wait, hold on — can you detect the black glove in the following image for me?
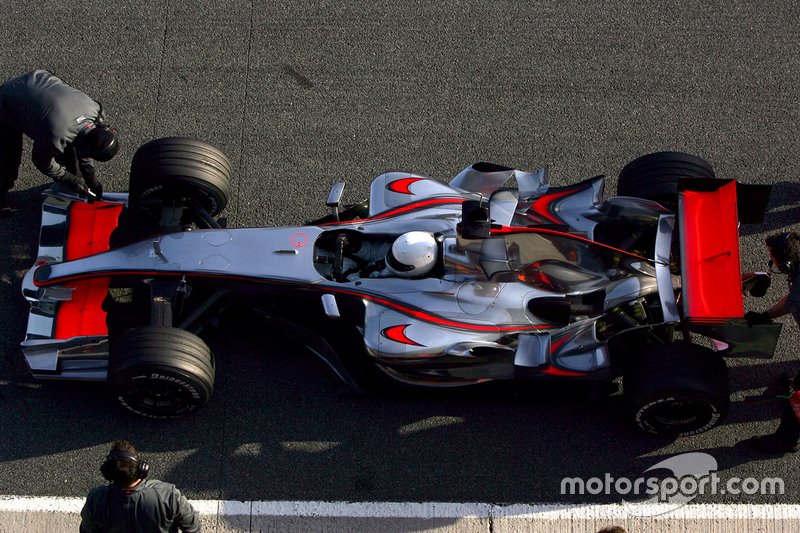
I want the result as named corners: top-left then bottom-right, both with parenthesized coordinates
top-left (86, 181), bottom-right (103, 202)
top-left (56, 172), bottom-right (90, 197)
top-left (58, 171), bottom-right (83, 189)
top-left (744, 311), bottom-right (772, 326)
top-left (84, 172), bottom-right (102, 191)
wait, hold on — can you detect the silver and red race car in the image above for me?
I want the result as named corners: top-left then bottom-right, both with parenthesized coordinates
top-left (19, 138), bottom-right (781, 436)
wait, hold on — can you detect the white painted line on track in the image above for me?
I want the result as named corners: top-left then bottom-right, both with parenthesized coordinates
top-left (2, 496), bottom-right (800, 520)
top-left (0, 496), bottom-right (83, 513)
top-left (249, 501), bottom-right (493, 518)
top-left (490, 503), bottom-right (800, 520)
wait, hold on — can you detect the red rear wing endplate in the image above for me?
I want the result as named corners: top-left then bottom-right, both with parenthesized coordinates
top-left (679, 179), bottom-right (743, 322)
top-left (54, 201), bottom-right (123, 339)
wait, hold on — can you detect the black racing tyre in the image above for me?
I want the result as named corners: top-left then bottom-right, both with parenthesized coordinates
top-left (617, 151), bottom-right (716, 210)
top-left (109, 326), bottom-right (215, 418)
top-left (129, 137), bottom-right (232, 216)
top-left (625, 342), bottom-right (729, 437)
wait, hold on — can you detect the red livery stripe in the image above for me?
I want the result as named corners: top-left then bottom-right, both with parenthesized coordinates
top-left (541, 366), bottom-right (586, 377)
top-left (387, 177), bottom-right (424, 194)
top-left (529, 188), bottom-right (576, 224)
top-left (321, 197), bottom-right (463, 226)
top-left (549, 335), bottom-right (570, 353)
top-left (381, 325), bottom-right (424, 346)
top-left (332, 288), bottom-right (553, 333)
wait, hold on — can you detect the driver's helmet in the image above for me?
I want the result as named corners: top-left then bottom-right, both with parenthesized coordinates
top-left (386, 231), bottom-right (438, 277)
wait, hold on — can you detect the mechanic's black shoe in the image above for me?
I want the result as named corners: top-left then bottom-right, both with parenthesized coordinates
top-left (749, 434), bottom-right (799, 454)
top-left (744, 375), bottom-right (794, 404)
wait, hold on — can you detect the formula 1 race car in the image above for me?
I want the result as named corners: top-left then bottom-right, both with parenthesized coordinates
top-left (20, 138), bottom-right (782, 436)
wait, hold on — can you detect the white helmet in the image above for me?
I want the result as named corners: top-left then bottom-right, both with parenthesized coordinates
top-left (386, 231), bottom-right (438, 277)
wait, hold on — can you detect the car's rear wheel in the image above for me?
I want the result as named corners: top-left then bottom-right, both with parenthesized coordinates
top-left (617, 151), bottom-right (716, 271)
top-left (625, 342), bottom-right (729, 437)
top-left (109, 326), bottom-right (215, 418)
top-left (129, 137), bottom-right (232, 217)
top-left (617, 151), bottom-right (716, 211)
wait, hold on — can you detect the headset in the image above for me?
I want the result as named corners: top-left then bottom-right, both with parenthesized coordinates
top-left (100, 450), bottom-right (150, 481)
top-left (74, 101), bottom-right (119, 162)
top-left (769, 232), bottom-right (795, 275)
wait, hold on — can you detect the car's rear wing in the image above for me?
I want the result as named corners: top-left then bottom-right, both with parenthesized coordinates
top-left (680, 179), bottom-right (743, 321)
top-left (678, 179), bottom-right (781, 357)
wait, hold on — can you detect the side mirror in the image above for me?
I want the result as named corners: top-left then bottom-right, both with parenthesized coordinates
top-left (321, 293), bottom-right (341, 319)
top-left (742, 272), bottom-right (771, 297)
top-left (326, 182), bottom-right (346, 222)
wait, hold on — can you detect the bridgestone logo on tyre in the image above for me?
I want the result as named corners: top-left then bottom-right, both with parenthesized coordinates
top-left (117, 396), bottom-right (197, 418)
top-left (636, 397), bottom-right (720, 436)
top-left (141, 184), bottom-right (164, 197)
top-left (149, 373), bottom-right (201, 399)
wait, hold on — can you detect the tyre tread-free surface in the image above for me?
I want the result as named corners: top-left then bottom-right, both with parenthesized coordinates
top-left (617, 151), bottom-right (716, 207)
top-left (109, 326), bottom-right (215, 418)
top-left (129, 137), bottom-right (233, 216)
top-left (625, 341), bottom-right (729, 437)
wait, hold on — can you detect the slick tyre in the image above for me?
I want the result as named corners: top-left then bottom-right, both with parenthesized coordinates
top-left (129, 137), bottom-right (232, 216)
top-left (625, 342), bottom-right (729, 437)
top-left (617, 151), bottom-right (716, 211)
top-left (109, 326), bottom-right (215, 418)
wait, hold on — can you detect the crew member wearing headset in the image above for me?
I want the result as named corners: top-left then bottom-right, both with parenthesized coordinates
top-left (745, 231), bottom-right (800, 454)
top-left (0, 69), bottom-right (119, 214)
top-left (80, 440), bottom-right (201, 533)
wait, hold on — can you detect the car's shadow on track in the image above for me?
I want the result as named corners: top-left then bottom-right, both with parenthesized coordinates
top-left (739, 181), bottom-right (800, 238)
top-left (1, 281), bottom-right (796, 504)
top-left (152, 320), bottom-right (796, 504)
top-left (0, 185), bottom-right (48, 379)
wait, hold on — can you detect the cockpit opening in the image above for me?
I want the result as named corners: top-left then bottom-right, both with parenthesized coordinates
top-left (314, 230), bottom-right (444, 282)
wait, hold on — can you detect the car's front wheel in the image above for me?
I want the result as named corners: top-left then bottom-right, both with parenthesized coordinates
top-left (129, 137), bottom-right (232, 217)
top-left (108, 326), bottom-right (215, 418)
top-left (625, 342), bottom-right (729, 437)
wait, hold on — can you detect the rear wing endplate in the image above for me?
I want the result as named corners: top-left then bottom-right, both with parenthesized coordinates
top-left (679, 179), bottom-right (743, 321)
top-left (678, 178), bottom-right (781, 357)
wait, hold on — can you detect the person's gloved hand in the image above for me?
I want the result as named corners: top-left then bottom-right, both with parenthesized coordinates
top-left (57, 172), bottom-right (92, 197)
top-left (86, 182), bottom-right (103, 202)
top-left (84, 176), bottom-right (103, 200)
top-left (744, 311), bottom-right (772, 325)
top-left (58, 171), bottom-right (83, 189)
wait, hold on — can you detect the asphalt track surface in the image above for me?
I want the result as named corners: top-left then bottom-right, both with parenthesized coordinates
top-left (0, 0), bottom-right (799, 511)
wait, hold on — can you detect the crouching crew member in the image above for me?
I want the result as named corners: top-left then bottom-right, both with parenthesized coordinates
top-left (0, 69), bottom-right (118, 212)
top-left (745, 231), bottom-right (800, 454)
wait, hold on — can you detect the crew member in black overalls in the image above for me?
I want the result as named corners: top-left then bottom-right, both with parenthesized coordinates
top-left (745, 231), bottom-right (800, 453)
top-left (0, 69), bottom-right (118, 214)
